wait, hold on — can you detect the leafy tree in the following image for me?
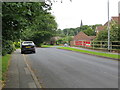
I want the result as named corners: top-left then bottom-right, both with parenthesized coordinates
top-left (110, 21), bottom-right (119, 41)
top-left (2, 2), bottom-right (57, 55)
top-left (56, 36), bottom-right (73, 45)
top-left (56, 25), bottom-right (97, 37)
top-left (94, 29), bottom-right (108, 41)
top-left (95, 21), bottom-right (119, 41)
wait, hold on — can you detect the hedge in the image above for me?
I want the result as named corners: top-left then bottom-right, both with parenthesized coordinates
top-left (2, 40), bottom-right (15, 56)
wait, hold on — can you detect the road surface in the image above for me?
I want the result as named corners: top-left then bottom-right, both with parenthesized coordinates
top-left (26, 48), bottom-right (118, 88)
top-left (5, 48), bottom-right (118, 88)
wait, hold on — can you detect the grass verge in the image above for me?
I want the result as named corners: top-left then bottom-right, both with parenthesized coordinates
top-left (2, 54), bottom-right (11, 81)
top-left (58, 47), bottom-right (119, 60)
top-left (41, 45), bottom-right (61, 48)
top-left (41, 45), bottom-right (54, 48)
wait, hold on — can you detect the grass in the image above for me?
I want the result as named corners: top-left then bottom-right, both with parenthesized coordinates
top-left (2, 54), bottom-right (11, 81)
top-left (41, 45), bottom-right (54, 48)
top-left (58, 47), bottom-right (119, 59)
top-left (41, 45), bottom-right (62, 48)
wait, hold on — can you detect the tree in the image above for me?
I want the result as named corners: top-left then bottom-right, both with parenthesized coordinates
top-left (110, 21), bottom-right (119, 41)
top-left (95, 29), bottom-right (108, 41)
top-left (2, 2), bottom-right (57, 55)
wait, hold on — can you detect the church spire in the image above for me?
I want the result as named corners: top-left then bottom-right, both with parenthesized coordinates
top-left (80, 20), bottom-right (83, 27)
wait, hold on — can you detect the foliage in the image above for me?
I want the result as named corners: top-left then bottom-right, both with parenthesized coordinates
top-left (110, 21), bottom-right (119, 41)
top-left (93, 20), bottom-right (119, 49)
top-left (14, 42), bottom-right (20, 49)
top-left (56, 36), bottom-right (73, 45)
top-left (2, 2), bottom-right (57, 55)
top-left (55, 25), bottom-right (102, 46)
top-left (2, 40), bottom-right (15, 56)
top-left (94, 29), bottom-right (108, 41)
top-left (56, 24), bottom-right (101, 37)
top-left (95, 21), bottom-right (119, 41)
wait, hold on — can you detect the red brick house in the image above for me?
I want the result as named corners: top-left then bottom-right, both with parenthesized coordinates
top-left (70, 32), bottom-right (96, 47)
top-left (70, 16), bottom-right (119, 47)
top-left (111, 16), bottom-right (119, 23)
top-left (95, 16), bottom-right (119, 34)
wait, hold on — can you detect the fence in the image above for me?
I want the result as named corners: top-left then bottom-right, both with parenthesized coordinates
top-left (91, 41), bottom-right (120, 51)
top-left (70, 41), bottom-right (120, 51)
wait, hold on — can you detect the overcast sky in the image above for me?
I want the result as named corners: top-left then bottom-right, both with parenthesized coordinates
top-left (50, 0), bottom-right (119, 29)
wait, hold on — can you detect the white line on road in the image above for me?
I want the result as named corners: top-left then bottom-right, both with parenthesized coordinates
top-left (23, 54), bottom-right (43, 88)
top-left (24, 67), bottom-right (30, 75)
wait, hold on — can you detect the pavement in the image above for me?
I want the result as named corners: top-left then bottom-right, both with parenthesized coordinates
top-left (3, 49), bottom-right (41, 89)
top-left (3, 48), bottom-right (118, 88)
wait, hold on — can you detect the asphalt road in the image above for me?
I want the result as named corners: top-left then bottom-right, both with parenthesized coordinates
top-left (24, 47), bottom-right (118, 88)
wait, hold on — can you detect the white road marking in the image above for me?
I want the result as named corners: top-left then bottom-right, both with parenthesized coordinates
top-left (23, 54), bottom-right (43, 88)
top-left (24, 67), bottom-right (30, 75)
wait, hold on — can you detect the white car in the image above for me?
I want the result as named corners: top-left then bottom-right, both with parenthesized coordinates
top-left (21, 41), bottom-right (36, 54)
top-left (64, 43), bottom-right (68, 47)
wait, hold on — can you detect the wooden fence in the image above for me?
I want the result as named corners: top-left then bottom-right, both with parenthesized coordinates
top-left (71, 41), bottom-right (120, 51)
top-left (91, 41), bottom-right (120, 51)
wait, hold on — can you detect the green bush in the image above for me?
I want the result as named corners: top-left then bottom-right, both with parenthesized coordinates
top-left (2, 40), bottom-right (15, 56)
top-left (14, 42), bottom-right (20, 48)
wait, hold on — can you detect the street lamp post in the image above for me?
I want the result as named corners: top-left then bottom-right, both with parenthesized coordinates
top-left (108, 0), bottom-right (110, 51)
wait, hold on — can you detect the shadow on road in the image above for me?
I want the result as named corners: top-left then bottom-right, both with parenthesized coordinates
top-left (22, 52), bottom-right (35, 54)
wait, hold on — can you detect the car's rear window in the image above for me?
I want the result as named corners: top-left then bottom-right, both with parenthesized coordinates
top-left (23, 42), bottom-right (33, 44)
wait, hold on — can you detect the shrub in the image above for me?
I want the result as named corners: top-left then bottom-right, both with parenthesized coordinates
top-left (2, 40), bottom-right (15, 56)
top-left (14, 42), bottom-right (20, 49)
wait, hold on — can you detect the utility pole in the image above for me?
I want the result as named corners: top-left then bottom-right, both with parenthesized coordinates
top-left (107, 0), bottom-right (110, 51)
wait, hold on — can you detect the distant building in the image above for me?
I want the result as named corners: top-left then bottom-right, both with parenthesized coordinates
top-left (95, 25), bottom-right (105, 34)
top-left (95, 16), bottom-right (119, 35)
top-left (70, 32), bottom-right (96, 47)
top-left (71, 16), bottom-right (119, 47)
top-left (45, 36), bottom-right (61, 45)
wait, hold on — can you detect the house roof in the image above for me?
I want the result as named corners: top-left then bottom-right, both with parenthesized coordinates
top-left (96, 26), bottom-right (105, 32)
top-left (97, 16), bottom-right (119, 33)
top-left (88, 36), bottom-right (96, 40)
top-left (104, 17), bottom-right (119, 26)
top-left (111, 16), bottom-right (118, 22)
top-left (74, 32), bottom-right (96, 41)
top-left (104, 21), bottom-right (109, 26)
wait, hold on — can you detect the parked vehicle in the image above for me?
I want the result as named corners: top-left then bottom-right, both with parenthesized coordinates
top-left (64, 43), bottom-right (68, 47)
top-left (21, 41), bottom-right (36, 54)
